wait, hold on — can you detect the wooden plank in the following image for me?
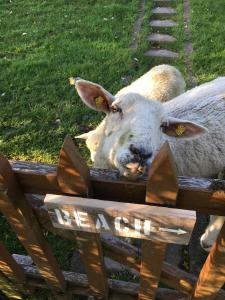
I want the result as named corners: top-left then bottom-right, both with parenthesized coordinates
top-left (25, 194), bottom-right (200, 296)
top-left (191, 221), bottom-right (225, 299)
top-left (6, 254), bottom-right (188, 299)
top-left (57, 135), bottom-right (92, 196)
top-left (139, 241), bottom-right (167, 300)
top-left (138, 143), bottom-right (179, 300)
top-left (0, 156), bottom-right (68, 299)
top-left (12, 253), bottom-right (225, 300)
top-left (10, 161), bottom-right (225, 216)
top-left (45, 194), bottom-right (196, 244)
top-left (57, 135), bottom-right (108, 299)
top-left (76, 231), bottom-right (108, 299)
top-left (25, 195), bottom-right (225, 298)
top-left (146, 142), bottom-right (179, 206)
top-left (0, 271), bottom-right (24, 299)
top-left (0, 242), bottom-right (31, 294)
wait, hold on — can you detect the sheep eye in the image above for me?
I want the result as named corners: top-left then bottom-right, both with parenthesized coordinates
top-left (111, 105), bottom-right (122, 113)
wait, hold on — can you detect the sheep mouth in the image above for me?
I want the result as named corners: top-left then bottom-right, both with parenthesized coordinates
top-left (123, 162), bottom-right (149, 180)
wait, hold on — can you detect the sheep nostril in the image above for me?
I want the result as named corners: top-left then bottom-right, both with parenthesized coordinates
top-left (129, 144), bottom-right (140, 155)
top-left (129, 144), bottom-right (152, 159)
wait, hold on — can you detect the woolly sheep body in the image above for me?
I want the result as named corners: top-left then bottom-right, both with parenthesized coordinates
top-left (117, 64), bottom-right (186, 102)
top-left (74, 69), bottom-right (225, 251)
top-left (164, 77), bottom-right (225, 177)
top-left (86, 77), bottom-right (225, 179)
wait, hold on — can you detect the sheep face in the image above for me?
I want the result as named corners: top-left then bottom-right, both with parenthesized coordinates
top-left (74, 79), bottom-right (207, 179)
top-left (90, 94), bottom-right (163, 178)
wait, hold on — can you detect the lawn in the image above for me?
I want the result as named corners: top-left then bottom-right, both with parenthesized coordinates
top-left (0, 0), bottom-right (152, 163)
top-left (0, 0), bottom-right (225, 299)
top-left (0, 0), bottom-right (152, 299)
top-left (190, 0), bottom-right (225, 83)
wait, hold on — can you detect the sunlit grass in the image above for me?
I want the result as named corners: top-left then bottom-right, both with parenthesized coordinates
top-left (190, 0), bottom-right (225, 83)
top-left (0, 0), bottom-right (151, 299)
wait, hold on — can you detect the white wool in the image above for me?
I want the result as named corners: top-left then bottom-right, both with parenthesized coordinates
top-left (76, 67), bottom-right (225, 251)
top-left (88, 77), bottom-right (225, 179)
top-left (117, 64), bottom-right (186, 102)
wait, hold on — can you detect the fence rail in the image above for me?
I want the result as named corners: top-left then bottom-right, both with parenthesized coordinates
top-left (0, 135), bottom-right (225, 299)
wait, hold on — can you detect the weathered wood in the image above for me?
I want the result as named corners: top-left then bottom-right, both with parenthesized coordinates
top-left (191, 221), bottom-right (225, 299)
top-left (76, 231), bottom-right (108, 299)
top-left (57, 135), bottom-right (92, 196)
top-left (25, 195), bottom-right (225, 298)
top-left (57, 136), bottom-right (108, 300)
top-left (0, 271), bottom-right (24, 299)
top-left (9, 254), bottom-right (188, 299)
top-left (0, 156), bottom-right (68, 299)
top-left (0, 242), bottom-right (31, 294)
top-left (146, 142), bottom-right (179, 206)
top-left (101, 235), bottom-right (225, 299)
top-left (139, 143), bottom-right (179, 300)
top-left (24, 196), bottom-right (208, 296)
top-left (139, 241), bottom-right (167, 300)
top-left (10, 161), bottom-right (225, 215)
top-left (45, 194), bottom-right (196, 244)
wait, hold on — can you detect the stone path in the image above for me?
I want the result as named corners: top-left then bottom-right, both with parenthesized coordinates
top-left (145, 0), bottom-right (178, 60)
top-left (145, 0), bottom-right (203, 272)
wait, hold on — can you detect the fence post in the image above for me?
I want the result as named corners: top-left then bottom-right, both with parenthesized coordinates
top-left (0, 156), bottom-right (69, 300)
top-left (139, 142), bottom-right (179, 300)
top-left (57, 135), bottom-right (108, 299)
top-left (190, 221), bottom-right (225, 299)
top-left (0, 242), bottom-right (31, 295)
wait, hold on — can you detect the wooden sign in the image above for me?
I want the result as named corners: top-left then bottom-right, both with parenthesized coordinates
top-left (45, 195), bottom-right (196, 245)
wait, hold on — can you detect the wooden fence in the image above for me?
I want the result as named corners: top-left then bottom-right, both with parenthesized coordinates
top-left (0, 135), bottom-right (225, 300)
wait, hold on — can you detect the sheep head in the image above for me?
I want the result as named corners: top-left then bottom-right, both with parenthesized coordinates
top-left (73, 79), bottom-right (207, 179)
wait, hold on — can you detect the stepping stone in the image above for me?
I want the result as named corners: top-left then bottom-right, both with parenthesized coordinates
top-left (145, 49), bottom-right (178, 58)
top-left (148, 33), bottom-right (177, 43)
top-left (150, 19), bottom-right (178, 27)
top-left (152, 7), bottom-right (176, 15)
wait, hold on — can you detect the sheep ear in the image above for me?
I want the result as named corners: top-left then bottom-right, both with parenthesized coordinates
top-left (72, 78), bottom-right (115, 113)
top-left (75, 130), bottom-right (95, 140)
top-left (161, 117), bottom-right (208, 139)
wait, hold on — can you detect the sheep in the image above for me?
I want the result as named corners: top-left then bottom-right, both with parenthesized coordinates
top-left (71, 68), bottom-right (225, 251)
top-left (116, 64), bottom-right (186, 102)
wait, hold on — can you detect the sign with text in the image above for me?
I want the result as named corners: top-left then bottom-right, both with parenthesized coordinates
top-left (44, 194), bottom-right (196, 245)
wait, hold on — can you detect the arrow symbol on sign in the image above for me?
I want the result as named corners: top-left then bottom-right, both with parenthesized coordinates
top-left (159, 228), bottom-right (187, 235)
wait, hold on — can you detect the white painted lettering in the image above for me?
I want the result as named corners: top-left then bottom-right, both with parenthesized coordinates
top-left (134, 219), bottom-right (151, 236)
top-left (74, 210), bottom-right (90, 228)
top-left (55, 209), bottom-right (65, 225)
top-left (144, 220), bottom-right (151, 235)
top-left (58, 209), bottom-right (72, 226)
top-left (96, 214), bottom-right (110, 231)
top-left (115, 217), bottom-right (129, 233)
top-left (134, 219), bottom-right (141, 235)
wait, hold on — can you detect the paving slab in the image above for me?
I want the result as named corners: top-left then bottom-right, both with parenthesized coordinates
top-left (148, 33), bottom-right (177, 42)
top-left (150, 19), bottom-right (178, 27)
top-left (152, 7), bottom-right (176, 14)
top-left (145, 48), bottom-right (178, 58)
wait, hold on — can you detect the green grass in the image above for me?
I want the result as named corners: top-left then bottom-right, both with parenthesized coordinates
top-left (0, 0), bottom-right (152, 163)
top-left (190, 0), bottom-right (225, 83)
top-left (0, 0), bottom-right (225, 299)
top-left (0, 0), bottom-right (152, 299)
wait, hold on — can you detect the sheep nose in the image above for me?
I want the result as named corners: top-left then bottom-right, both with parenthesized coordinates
top-left (129, 144), bottom-right (152, 160)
